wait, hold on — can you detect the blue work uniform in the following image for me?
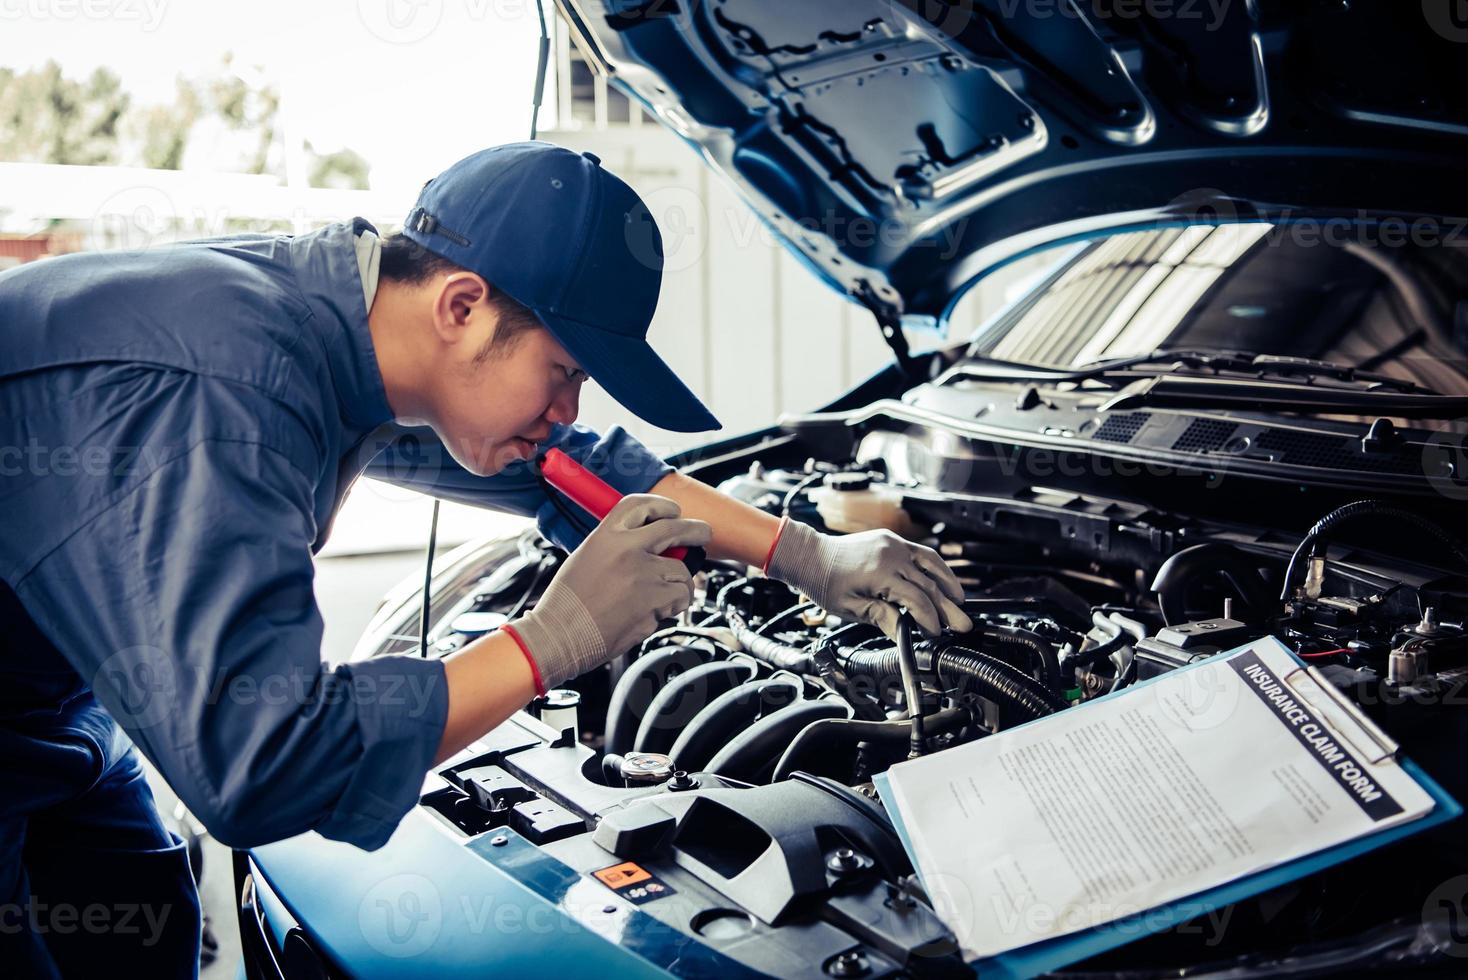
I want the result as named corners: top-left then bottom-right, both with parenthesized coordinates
top-left (0, 218), bottom-right (671, 977)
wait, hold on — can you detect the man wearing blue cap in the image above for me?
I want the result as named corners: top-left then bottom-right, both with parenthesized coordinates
top-left (0, 142), bottom-right (970, 976)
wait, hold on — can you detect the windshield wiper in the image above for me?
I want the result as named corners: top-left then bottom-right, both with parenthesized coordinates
top-left (954, 349), bottom-right (1439, 394)
top-left (954, 348), bottom-right (1236, 383)
top-left (1098, 375), bottom-right (1468, 419)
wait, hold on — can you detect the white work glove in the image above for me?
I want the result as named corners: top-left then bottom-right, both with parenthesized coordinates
top-left (765, 519), bottom-right (973, 638)
top-left (510, 495), bottom-right (711, 689)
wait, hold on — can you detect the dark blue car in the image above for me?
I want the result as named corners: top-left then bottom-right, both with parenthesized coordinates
top-left (238, 3), bottom-right (1468, 977)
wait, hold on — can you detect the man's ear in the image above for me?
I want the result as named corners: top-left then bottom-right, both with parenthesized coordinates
top-left (430, 272), bottom-right (490, 345)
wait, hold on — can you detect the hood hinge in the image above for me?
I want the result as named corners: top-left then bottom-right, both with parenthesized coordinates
top-left (854, 279), bottom-right (915, 378)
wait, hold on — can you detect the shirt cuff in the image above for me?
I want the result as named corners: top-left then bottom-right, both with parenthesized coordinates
top-left (500, 624), bottom-right (548, 697)
top-left (761, 516), bottom-right (790, 575)
top-left (313, 655), bottom-right (448, 850)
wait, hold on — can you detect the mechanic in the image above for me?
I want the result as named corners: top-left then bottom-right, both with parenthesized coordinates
top-left (0, 141), bottom-right (973, 977)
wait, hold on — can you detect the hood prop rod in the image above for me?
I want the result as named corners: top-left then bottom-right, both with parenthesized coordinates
top-left (854, 279), bottom-right (917, 380)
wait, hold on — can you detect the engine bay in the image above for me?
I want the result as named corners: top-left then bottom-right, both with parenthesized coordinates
top-left (351, 422), bottom-right (1468, 977)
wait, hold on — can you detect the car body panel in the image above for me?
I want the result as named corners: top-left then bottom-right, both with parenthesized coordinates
top-left (248, 811), bottom-right (695, 978)
top-left (556, 0), bottom-right (1468, 319)
top-left (237, 7), bottom-right (1468, 978)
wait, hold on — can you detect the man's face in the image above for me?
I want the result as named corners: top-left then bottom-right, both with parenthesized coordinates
top-left (434, 310), bottom-right (587, 477)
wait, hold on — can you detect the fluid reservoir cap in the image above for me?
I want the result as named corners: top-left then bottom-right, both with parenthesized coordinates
top-left (451, 611), bottom-right (509, 636)
top-left (541, 688), bottom-right (581, 709)
top-left (619, 751), bottom-right (676, 785)
top-left (823, 471), bottom-right (873, 492)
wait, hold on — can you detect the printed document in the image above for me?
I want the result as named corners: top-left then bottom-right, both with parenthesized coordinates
top-left (880, 638), bottom-right (1435, 960)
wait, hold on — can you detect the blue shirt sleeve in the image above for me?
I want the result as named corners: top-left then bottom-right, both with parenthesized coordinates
top-left (358, 422), bottom-right (673, 552)
top-left (13, 429), bottom-right (448, 851)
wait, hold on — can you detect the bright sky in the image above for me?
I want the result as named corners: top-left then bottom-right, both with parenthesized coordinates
top-left (0, 0), bottom-right (553, 196)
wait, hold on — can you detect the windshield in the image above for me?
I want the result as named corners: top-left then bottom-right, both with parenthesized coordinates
top-left (967, 224), bottom-right (1468, 400)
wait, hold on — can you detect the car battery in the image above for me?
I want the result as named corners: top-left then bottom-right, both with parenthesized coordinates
top-left (1133, 617), bottom-right (1256, 680)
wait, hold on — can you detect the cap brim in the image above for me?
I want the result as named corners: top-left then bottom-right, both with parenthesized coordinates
top-left (533, 310), bottom-right (722, 433)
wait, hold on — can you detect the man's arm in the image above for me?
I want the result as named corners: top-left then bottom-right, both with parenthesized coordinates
top-left (14, 432), bottom-right (449, 851)
top-left (435, 632), bottom-right (537, 764)
top-left (651, 471), bottom-right (972, 638)
top-left (358, 421), bottom-right (672, 552)
top-left (648, 471), bottom-right (781, 567)
top-left (367, 420), bottom-right (966, 638)
top-left (438, 493), bottom-right (710, 765)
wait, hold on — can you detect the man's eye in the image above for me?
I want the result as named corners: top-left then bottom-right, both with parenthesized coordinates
top-left (563, 366), bottom-right (587, 383)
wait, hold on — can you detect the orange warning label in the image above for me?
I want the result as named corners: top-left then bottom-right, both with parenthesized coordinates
top-left (592, 862), bottom-right (652, 889)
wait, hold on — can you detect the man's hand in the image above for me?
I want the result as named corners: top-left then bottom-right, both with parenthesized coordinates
top-left (766, 520), bottom-right (973, 639)
top-left (510, 494), bottom-right (712, 689)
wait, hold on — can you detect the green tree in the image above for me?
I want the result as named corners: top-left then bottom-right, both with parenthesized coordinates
top-left (205, 55), bottom-right (280, 176)
top-left (132, 78), bottom-right (201, 170)
top-left (0, 61), bottom-right (130, 165)
top-left (306, 142), bottom-right (371, 190)
top-left (1, 56), bottom-right (373, 190)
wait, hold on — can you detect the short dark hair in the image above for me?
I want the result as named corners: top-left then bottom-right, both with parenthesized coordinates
top-left (378, 232), bottom-right (542, 361)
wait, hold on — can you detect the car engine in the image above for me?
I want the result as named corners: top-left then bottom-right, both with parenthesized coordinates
top-left (346, 431), bottom-right (1468, 977)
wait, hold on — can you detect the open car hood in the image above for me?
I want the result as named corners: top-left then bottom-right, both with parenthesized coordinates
top-left (555, 1), bottom-right (1468, 325)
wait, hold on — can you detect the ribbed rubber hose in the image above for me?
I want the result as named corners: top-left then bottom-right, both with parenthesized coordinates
top-left (841, 645), bottom-right (1067, 721)
top-left (604, 645), bottom-right (707, 756)
top-left (732, 625), bottom-right (815, 672)
top-left (632, 659), bottom-right (755, 755)
top-left (1279, 500), bottom-right (1468, 601)
top-left (988, 626), bottom-right (1061, 688)
top-left (704, 700), bottom-right (850, 783)
top-left (667, 676), bottom-right (802, 773)
top-left (1064, 611), bottom-right (1129, 669)
top-left (936, 646), bottom-right (1070, 718)
top-left (770, 707), bottom-right (969, 783)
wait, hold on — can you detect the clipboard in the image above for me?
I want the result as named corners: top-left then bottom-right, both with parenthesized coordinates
top-left (873, 637), bottom-right (1463, 980)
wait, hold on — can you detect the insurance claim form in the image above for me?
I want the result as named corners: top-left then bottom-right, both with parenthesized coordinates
top-left (879, 637), bottom-right (1435, 960)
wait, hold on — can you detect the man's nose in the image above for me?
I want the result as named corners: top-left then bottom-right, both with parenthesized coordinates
top-left (545, 382), bottom-right (581, 426)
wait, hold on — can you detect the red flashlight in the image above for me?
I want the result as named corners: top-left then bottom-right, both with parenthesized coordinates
top-left (539, 448), bottom-right (698, 565)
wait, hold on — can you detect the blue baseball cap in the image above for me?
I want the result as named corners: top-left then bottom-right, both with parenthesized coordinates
top-left (401, 141), bottom-right (720, 433)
